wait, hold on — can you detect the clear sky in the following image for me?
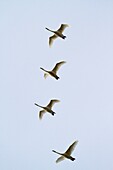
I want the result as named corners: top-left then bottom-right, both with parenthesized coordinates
top-left (0, 0), bottom-right (113, 169)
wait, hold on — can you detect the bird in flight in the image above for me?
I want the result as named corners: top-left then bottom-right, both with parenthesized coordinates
top-left (45, 24), bottom-right (69, 47)
top-left (40, 61), bottom-right (66, 80)
top-left (52, 140), bottom-right (78, 163)
top-left (34, 99), bottom-right (60, 119)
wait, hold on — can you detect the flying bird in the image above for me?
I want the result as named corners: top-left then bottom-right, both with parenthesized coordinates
top-left (45, 24), bottom-right (69, 47)
top-left (52, 140), bottom-right (78, 163)
top-left (34, 99), bottom-right (60, 119)
top-left (40, 61), bottom-right (66, 80)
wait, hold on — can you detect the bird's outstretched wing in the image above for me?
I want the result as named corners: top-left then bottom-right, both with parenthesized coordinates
top-left (56, 156), bottom-right (65, 163)
top-left (52, 61), bottom-right (66, 74)
top-left (39, 110), bottom-right (46, 119)
top-left (47, 99), bottom-right (60, 109)
top-left (49, 34), bottom-right (58, 47)
top-left (57, 24), bottom-right (69, 33)
top-left (65, 141), bottom-right (78, 156)
top-left (44, 73), bottom-right (49, 79)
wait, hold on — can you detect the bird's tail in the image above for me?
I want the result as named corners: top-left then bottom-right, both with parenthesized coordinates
top-left (71, 157), bottom-right (75, 161)
top-left (51, 112), bottom-right (56, 116)
top-left (62, 35), bottom-right (66, 39)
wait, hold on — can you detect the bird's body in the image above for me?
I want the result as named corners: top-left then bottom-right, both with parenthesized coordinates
top-left (52, 150), bottom-right (75, 161)
top-left (40, 61), bottom-right (66, 80)
top-left (45, 24), bottom-right (69, 47)
top-left (45, 28), bottom-right (66, 39)
top-left (34, 99), bottom-right (60, 119)
top-left (52, 141), bottom-right (78, 163)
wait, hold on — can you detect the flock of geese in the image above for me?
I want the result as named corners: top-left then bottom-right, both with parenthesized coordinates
top-left (35, 24), bottom-right (78, 163)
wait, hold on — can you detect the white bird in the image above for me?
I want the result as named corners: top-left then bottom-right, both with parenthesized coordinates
top-left (52, 141), bottom-right (78, 163)
top-left (45, 24), bottom-right (69, 47)
top-left (40, 61), bottom-right (66, 80)
top-left (34, 99), bottom-right (60, 119)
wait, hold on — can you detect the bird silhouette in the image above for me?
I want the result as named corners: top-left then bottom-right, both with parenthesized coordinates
top-left (52, 140), bottom-right (78, 163)
top-left (40, 61), bottom-right (66, 80)
top-left (45, 24), bottom-right (69, 47)
top-left (34, 99), bottom-right (60, 119)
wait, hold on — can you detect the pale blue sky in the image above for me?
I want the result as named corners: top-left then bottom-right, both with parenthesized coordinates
top-left (0, 0), bottom-right (113, 169)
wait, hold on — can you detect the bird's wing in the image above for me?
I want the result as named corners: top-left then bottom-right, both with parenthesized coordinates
top-left (56, 156), bottom-right (65, 163)
top-left (65, 141), bottom-right (78, 156)
top-left (44, 73), bottom-right (49, 79)
top-left (52, 61), bottom-right (66, 74)
top-left (49, 34), bottom-right (58, 47)
top-left (39, 110), bottom-right (46, 119)
top-left (47, 99), bottom-right (60, 109)
top-left (57, 24), bottom-right (69, 33)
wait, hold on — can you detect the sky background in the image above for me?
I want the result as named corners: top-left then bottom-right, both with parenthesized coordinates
top-left (0, 0), bottom-right (113, 169)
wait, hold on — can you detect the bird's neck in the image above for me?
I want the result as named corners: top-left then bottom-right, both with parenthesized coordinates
top-left (45, 27), bottom-right (54, 33)
top-left (34, 103), bottom-right (43, 108)
top-left (52, 150), bottom-right (62, 155)
top-left (40, 67), bottom-right (47, 72)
